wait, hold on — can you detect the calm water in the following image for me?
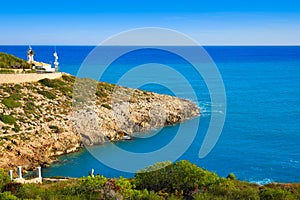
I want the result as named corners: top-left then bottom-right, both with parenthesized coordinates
top-left (1, 46), bottom-right (299, 184)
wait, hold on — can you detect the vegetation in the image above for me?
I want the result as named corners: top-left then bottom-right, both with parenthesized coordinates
top-left (101, 103), bottom-right (111, 109)
top-left (0, 73), bottom-right (298, 199)
top-left (0, 69), bottom-right (15, 74)
top-left (0, 161), bottom-right (299, 199)
top-left (37, 90), bottom-right (56, 100)
top-left (2, 94), bottom-right (22, 109)
top-left (0, 52), bottom-right (30, 69)
top-left (39, 78), bottom-right (73, 97)
top-left (135, 160), bottom-right (219, 195)
top-left (0, 115), bottom-right (16, 125)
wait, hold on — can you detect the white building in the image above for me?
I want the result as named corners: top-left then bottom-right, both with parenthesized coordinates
top-left (27, 46), bottom-right (59, 73)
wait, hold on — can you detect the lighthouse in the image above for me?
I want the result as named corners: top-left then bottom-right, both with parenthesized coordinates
top-left (27, 46), bottom-right (35, 69)
top-left (53, 51), bottom-right (59, 72)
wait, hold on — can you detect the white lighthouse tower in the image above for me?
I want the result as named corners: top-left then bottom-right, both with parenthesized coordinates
top-left (53, 51), bottom-right (59, 72)
top-left (27, 46), bottom-right (35, 68)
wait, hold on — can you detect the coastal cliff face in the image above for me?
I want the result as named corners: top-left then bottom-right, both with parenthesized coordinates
top-left (0, 74), bottom-right (199, 171)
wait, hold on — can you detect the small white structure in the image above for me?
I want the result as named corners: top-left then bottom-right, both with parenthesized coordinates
top-left (10, 166), bottom-right (43, 184)
top-left (17, 166), bottom-right (23, 179)
top-left (27, 46), bottom-right (35, 64)
top-left (9, 170), bottom-right (13, 181)
top-left (35, 62), bottom-right (56, 73)
top-left (36, 167), bottom-right (42, 179)
top-left (27, 46), bottom-right (59, 73)
top-left (53, 51), bottom-right (59, 72)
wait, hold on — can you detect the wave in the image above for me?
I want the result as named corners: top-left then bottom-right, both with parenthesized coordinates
top-left (198, 101), bottom-right (225, 117)
top-left (249, 178), bottom-right (273, 186)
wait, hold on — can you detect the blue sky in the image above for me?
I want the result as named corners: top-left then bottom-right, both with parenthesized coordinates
top-left (0, 0), bottom-right (300, 45)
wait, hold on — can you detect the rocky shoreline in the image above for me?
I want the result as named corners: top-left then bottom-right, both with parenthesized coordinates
top-left (0, 74), bottom-right (199, 172)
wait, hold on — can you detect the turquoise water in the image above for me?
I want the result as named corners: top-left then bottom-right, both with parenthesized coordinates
top-left (1, 46), bottom-right (299, 183)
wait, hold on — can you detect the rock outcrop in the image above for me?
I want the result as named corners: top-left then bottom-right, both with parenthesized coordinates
top-left (0, 74), bottom-right (199, 170)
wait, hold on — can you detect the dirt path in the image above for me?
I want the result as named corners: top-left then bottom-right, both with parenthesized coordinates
top-left (0, 73), bottom-right (62, 84)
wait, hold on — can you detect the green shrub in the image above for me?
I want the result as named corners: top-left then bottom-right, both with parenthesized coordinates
top-left (49, 125), bottom-right (63, 133)
top-left (38, 90), bottom-right (56, 99)
top-left (207, 179), bottom-right (260, 200)
top-left (25, 101), bottom-right (35, 113)
top-left (25, 69), bottom-right (36, 73)
top-left (227, 173), bottom-right (236, 180)
top-left (15, 183), bottom-right (46, 199)
top-left (0, 115), bottom-right (16, 125)
top-left (0, 52), bottom-right (30, 69)
top-left (0, 169), bottom-right (11, 192)
top-left (2, 98), bottom-right (21, 109)
top-left (62, 75), bottom-right (75, 83)
top-left (39, 78), bottom-right (73, 97)
top-left (115, 177), bottom-right (136, 198)
top-left (135, 160), bottom-right (220, 196)
top-left (77, 175), bottom-right (107, 193)
top-left (12, 124), bottom-right (20, 132)
top-left (96, 90), bottom-right (108, 98)
top-left (259, 187), bottom-right (295, 200)
top-left (2, 182), bottom-right (22, 196)
top-left (101, 103), bottom-right (111, 109)
top-left (0, 191), bottom-right (18, 200)
top-left (98, 82), bottom-right (114, 92)
top-left (39, 78), bottom-right (65, 89)
top-left (0, 69), bottom-right (15, 74)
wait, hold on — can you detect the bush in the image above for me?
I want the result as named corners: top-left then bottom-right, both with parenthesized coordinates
top-left (12, 124), bottom-right (20, 132)
top-left (49, 125), bottom-right (63, 133)
top-left (0, 115), bottom-right (16, 125)
top-left (96, 90), bottom-right (108, 98)
top-left (227, 173), bottom-right (236, 180)
top-left (101, 103), bottom-right (111, 109)
top-left (0, 69), bottom-right (15, 74)
top-left (77, 175), bottom-right (107, 193)
top-left (25, 101), bottom-right (35, 113)
top-left (0, 53), bottom-right (30, 69)
top-left (39, 78), bottom-right (73, 97)
top-left (38, 90), bottom-right (56, 99)
top-left (0, 191), bottom-right (18, 200)
top-left (115, 177), bottom-right (136, 198)
top-left (39, 78), bottom-right (60, 88)
top-left (15, 183), bottom-right (46, 199)
top-left (259, 187), bottom-right (295, 200)
top-left (2, 98), bottom-right (21, 109)
top-left (0, 169), bottom-right (11, 192)
top-left (62, 75), bottom-right (75, 83)
top-left (135, 160), bottom-right (220, 196)
top-left (2, 182), bottom-right (22, 196)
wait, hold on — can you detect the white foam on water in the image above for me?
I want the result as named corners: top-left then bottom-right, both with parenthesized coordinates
top-left (250, 178), bottom-right (273, 186)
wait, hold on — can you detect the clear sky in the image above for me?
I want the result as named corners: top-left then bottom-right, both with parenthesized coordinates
top-left (1, 0), bottom-right (300, 45)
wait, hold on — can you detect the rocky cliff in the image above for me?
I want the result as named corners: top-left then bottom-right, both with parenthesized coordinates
top-left (0, 74), bottom-right (199, 171)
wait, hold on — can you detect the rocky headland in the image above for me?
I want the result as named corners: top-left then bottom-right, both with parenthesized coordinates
top-left (0, 74), bottom-right (199, 171)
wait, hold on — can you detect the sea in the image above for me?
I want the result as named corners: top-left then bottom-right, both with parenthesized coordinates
top-left (1, 46), bottom-right (299, 184)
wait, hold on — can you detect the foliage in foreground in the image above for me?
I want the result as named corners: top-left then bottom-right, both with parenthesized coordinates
top-left (0, 161), bottom-right (299, 200)
top-left (0, 52), bottom-right (30, 69)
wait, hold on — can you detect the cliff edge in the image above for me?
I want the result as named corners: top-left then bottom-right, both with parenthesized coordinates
top-left (0, 74), bottom-right (199, 171)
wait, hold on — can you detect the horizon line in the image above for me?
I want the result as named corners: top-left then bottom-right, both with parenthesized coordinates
top-left (1, 44), bottom-right (300, 47)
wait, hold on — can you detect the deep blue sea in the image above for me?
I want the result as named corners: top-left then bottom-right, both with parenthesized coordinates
top-left (1, 46), bottom-right (299, 184)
